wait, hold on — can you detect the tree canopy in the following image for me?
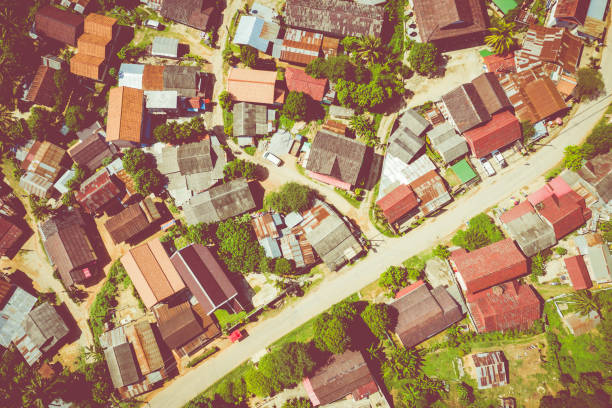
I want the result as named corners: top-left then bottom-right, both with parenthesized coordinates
top-left (361, 303), bottom-right (393, 340)
top-left (258, 342), bottom-right (316, 389)
top-left (408, 42), bottom-right (440, 76)
top-left (26, 107), bottom-right (56, 140)
top-left (216, 215), bottom-right (266, 274)
top-left (239, 45), bottom-right (257, 68)
top-left (223, 158), bottom-right (257, 180)
top-left (379, 265), bottom-right (421, 294)
top-left (575, 68), bottom-right (605, 101)
top-left (65, 105), bottom-right (86, 132)
top-left (263, 182), bottom-right (313, 214)
top-left (153, 116), bottom-right (206, 144)
top-left (282, 91), bottom-right (308, 121)
top-left (451, 213), bottom-right (504, 251)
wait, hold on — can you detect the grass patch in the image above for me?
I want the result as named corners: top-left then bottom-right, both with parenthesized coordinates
top-left (199, 361), bottom-right (252, 401)
top-left (186, 346), bottom-right (219, 368)
top-left (214, 309), bottom-right (247, 332)
top-left (269, 315), bottom-right (318, 348)
top-left (334, 188), bottom-right (362, 208)
top-left (423, 347), bottom-right (461, 381)
top-left (244, 146), bottom-right (256, 156)
top-left (444, 167), bottom-right (461, 187)
top-left (295, 162), bottom-right (306, 176)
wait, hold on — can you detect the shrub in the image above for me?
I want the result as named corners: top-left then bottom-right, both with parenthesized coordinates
top-left (223, 158), bottom-right (257, 180)
top-left (219, 91), bottom-right (233, 111)
top-left (408, 42), bottom-right (439, 76)
top-left (263, 182), bottom-right (313, 214)
top-left (361, 303), bottom-right (392, 340)
top-left (575, 67), bottom-right (605, 100)
top-left (239, 45), bottom-right (257, 68)
top-left (451, 213), bottom-right (504, 251)
top-left (282, 91), bottom-right (308, 121)
top-left (186, 347), bottom-right (219, 367)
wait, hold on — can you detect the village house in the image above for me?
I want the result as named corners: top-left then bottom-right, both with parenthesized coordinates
top-left (390, 280), bottom-right (463, 348)
top-left (106, 86), bottom-right (146, 147)
top-left (70, 13), bottom-right (118, 81)
top-left (156, 138), bottom-right (227, 206)
top-left (74, 168), bottom-right (122, 214)
top-left (472, 351), bottom-right (509, 389)
top-left (40, 210), bottom-right (98, 288)
top-left (553, 0), bottom-right (590, 28)
top-left (499, 201), bottom-right (557, 257)
top-left (104, 198), bottom-right (161, 244)
top-left (0, 182), bottom-right (20, 217)
top-left (412, 0), bottom-right (488, 49)
top-left (161, 0), bottom-right (216, 31)
top-left (35, 5), bottom-right (84, 46)
top-left (170, 244), bottom-right (244, 315)
top-left (153, 301), bottom-right (220, 357)
top-left (577, 150), bottom-right (612, 206)
top-left (121, 238), bottom-right (186, 309)
top-left (442, 84), bottom-right (491, 133)
top-left (427, 123), bottom-right (469, 163)
top-left (67, 132), bottom-right (117, 173)
top-left (564, 255), bottom-right (593, 290)
top-left (376, 184), bottom-right (420, 230)
top-left (483, 52), bottom-right (516, 75)
top-left (0, 217), bottom-right (23, 258)
top-left (410, 170), bottom-right (452, 216)
top-left (233, 102), bottom-right (269, 146)
top-left (387, 126), bottom-right (425, 164)
top-left (226, 68), bottom-right (285, 105)
top-left (233, 15), bottom-right (280, 54)
top-left (151, 36), bottom-right (179, 58)
top-left (0, 280), bottom-right (37, 349)
top-left (284, 0), bottom-right (385, 38)
top-left (303, 350), bottom-right (383, 406)
top-left (577, 0), bottom-right (608, 41)
top-left (19, 141), bottom-right (67, 197)
top-left (183, 179), bottom-right (256, 225)
top-left (285, 67), bottom-right (329, 102)
top-left (14, 302), bottom-right (70, 366)
top-left (305, 129), bottom-right (367, 190)
top-left (278, 29), bottom-right (323, 65)
top-left (24, 65), bottom-right (58, 107)
top-left (516, 26), bottom-right (583, 74)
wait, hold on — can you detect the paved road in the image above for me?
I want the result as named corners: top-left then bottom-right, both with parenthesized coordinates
top-left (148, 30), bottom-right (612, 408)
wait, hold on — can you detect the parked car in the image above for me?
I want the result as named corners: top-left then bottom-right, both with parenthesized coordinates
top-left (480, 157), bottom-right (496, 177)
top-left (492, 150), bottom-right (507, 168)
top-left (144, 19), bottom-right (162, 30)
top-left (263, 151), bottom-right (282, 166)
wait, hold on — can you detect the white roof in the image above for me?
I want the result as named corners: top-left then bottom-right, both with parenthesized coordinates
top-left (54, 169), bottom-right (75, 195)
top-left (233, 15), bottom-right (269, 53)
top-left (152, 36), bottom-right (179, 58)
top-left (0, 287), bottom-right (37, 347)
top-left (284, 211), bottom-right (303, 228)
top-left (268, 129), bottom-right (294, 156)
top-left (378, 154), bottom-right (436, 199)
top-left (105, 157), bottom-right (124, 175)
top-left (250, 2), bottom-right (278, 22)
top-left (118, 64), bottom-right (144, 89)
top-left (145, 90), bottom-right (178, 109)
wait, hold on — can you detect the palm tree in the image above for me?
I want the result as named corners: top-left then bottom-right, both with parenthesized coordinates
top-left (82, 345), bottom-right (104, 363)
top-left (0, 105), bottom-right (14, 132)
top-left (22, 374), bottom-right (56, 408)
top-left (567, 290), bottom-right (604, 320)
top-left (485, 20), bottom-right (516, 55)
top-left (354, 36), bottom-right (382, 64)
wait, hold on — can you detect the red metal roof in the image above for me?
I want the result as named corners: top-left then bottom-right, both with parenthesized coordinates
top-left (394, 280), bottom-right (426, 299)
top-left (468, 280), bottom-right (541, 333)
top-left (74, 169), bottom-right (121, 214)
top-left (500, 201), bottom-right (535, 224)
top-left (376, 185), bottom-right (419, 224)
top-left (307, 171), bottom-right (352, 190)
top-left (0, 218), bottom-right (23, 256)
top-left (285, 67), bottom-right (328, 102)
top-left (536, 191), bottom-right (588, 239)
top-left (483, 53), bottom-right (515, 75)
top-left (527, 175), bottom-right (573, 205)
top-left (463, 111), bottom-right (521, 158)
top-left (564, 255), bottom-right (592, 290)
top-left (454, 239), bottom-right (528, 294)
top-left (554, 0), bottom-right (589, 26)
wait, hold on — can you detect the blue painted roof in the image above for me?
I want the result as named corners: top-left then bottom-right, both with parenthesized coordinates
top-left (233, 16), bottom-right (269, 53)
top-left (260, 237), bottom-right (281, 258)
top-left (587, 0), bottom-right (608, 20)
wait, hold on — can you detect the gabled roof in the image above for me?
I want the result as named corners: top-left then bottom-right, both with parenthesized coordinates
top-left (171, 244), bottom-right (239, 315)
top-left (376, 184), bottom-right (419, 224)
top-left (387, 127), bottom-right (425, 163)
top-left (515, 26), bottom-right (583, 73)
top-left (104, 342), bottom-right (140, 388)
top-left (536, 191), bottom-right (588, 240)
top-left (306, 129), bottom-right (366, 186)
top-left (398, 109), bottom-right (430, 136)
top-left (285, 0), bottom-right (384, 38)
top-left (413, 0), bottom-right (488, 43)
top-left (121, 238), bottom-right (186, 309)
top-left (106, 86), bottom-right (145, 143)
top-left (84, 13), bottom-right (116, 39)
top-left (427, 123), bottom-right (468, 163)
top-left (104, 203), bottom-right (149, 244)
top-left (501, 207), bottom-right (557, 257)
top-left (391, 281), bottom-right (463, 347)
top-left (463, 111), bottom-right (521, 158)
top-left (442, 83), bottom-right (491, 133)
top-left (27, 141), bottom-right (66, 182)
top-left (163, 65), bottom-right (199, 97)
top-left (471, 73), bottom-right (512, 116)
top-left (281, 28), bottom-right (323, 65)
top-left (17, 303), bottom-right (69, 365)
top-left (161, 0), bottom-right (215, 30)
top-left (285, 67), bottom-right (328, 102)
top-left (183, 179), bottom-right (256, 225)
top-left (0, 217), bottom-right (23, 257)
top-left (233, 102), bottom-right (268, 137)
top-left (69, 53), bottom-right (104, 80)
top-left (19, 172), bottom-right (53, 197)
top-left (468, 280), bottom-right (541, 333)
top-left (25, 65), bottom-right (57, 107)
top-left (124, 321), bottom-right (164, 375)
top-left (227, 68), bottom-right (281, 105)
top-left (554, 0), bottom-right (589, 26)
top-left (153, 302), bottom-right (204, 350)
top-left (68, 133), bottom-right (115, 173)
top-left (74, 168), bottom-right (121, 214)
top-left (564, 255), bottom-right (592, 290)
top-left (409, 170), bottom-right (452, 215)
top-left (523, 77), bottom-right (567, 122)
top-left (577, 150), bottom-right (612, 204)
top-left (0, 286), bottom-right (37, 348)
top-left (40, 211), bottom-right (97, 287)
top-left (233, 15), bottom-right (279, 53)
top-left (483, 52), bottom-right (516, 74)
top-left (35, 6), bottom-right (84, 46)
top-left (453, 239), bottom-right (528, 294)
top-left (304, 350), bottom-right (377, 406)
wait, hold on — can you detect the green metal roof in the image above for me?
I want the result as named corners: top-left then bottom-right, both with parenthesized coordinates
top-left (479, 49), bottom-right (494, 57)
top-left (493, 0), bottom-right (518, 14)
top-left (451, 159), bottom-right (478, 184)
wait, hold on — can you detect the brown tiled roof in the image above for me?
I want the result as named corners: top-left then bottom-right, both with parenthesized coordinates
top-left (35, 6), bottom-right (84, 46)
top-left (121, 238), bottom-right (186, 309)
top-left (414, 0), bottom-right (488, 43)
top-left (0, 279), bottom-right (14, 308)
top-left (442, 84), bottom-right (491, 132)
top-left (124, 321), bottom-right (164, 375)
top-left (104, 203), bottom-right (149, 244)
top-left (523, 77), bottom-right (567, 122)
top-left (28, 141), bottom-right (66, 182)
top-left (307, 350), bottom-right (377, 406)
top-left (77, 33), bottom-right (111, 59)
top-left (578, 150), bottom-right (612, 203)
top-left (471, 73), bottom-right (512, 116)
top-left (306, 129), bottom-right (366, 186)
top-left (74, 168), bottom-right (121, 214)
top-left (0, 217), bottom-right (23, 257)
top-left (67, 133), bottom-right (115, 172)
top-left (227, 68), bottom-right (279, 105)
top-left (161, 0), bottom-right (214, 30)
top-left (142, 65), bottom-right (165, 90)
top-left (154, 302), bottom-right (204, 350)
top-left (285, 67), bottom-right (328, 102)
top-left (106, 87), bottom-right (145, 143)
top-left (70, 53), bottom-right (104, 80)
top-left (285, 0), bottom-right (384, 38)
top-left (25, 65), bottom-right (56, 107)
top-left (321, 36), bottom-right (339, 58)
top-left (84, 13), bottom-right (117, 40)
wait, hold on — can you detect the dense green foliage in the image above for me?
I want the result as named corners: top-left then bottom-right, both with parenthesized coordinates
top-left (27, 107), bottom-right (56, 140)
top-left (239, 45), bottom-right (257, 68)
top-left (349, 115), bottom-right (378, 147)
top-left (153, 116), bottom-right (206, 144)
top-left (263, 182), bottom-right (313, 214)
top-left (219, 91), bottom-right (233, 111)
top-left (29, 195), bottom-right (51, 221)
top-left (282, 398), bottom-right (313, 408)
top-left (258, 342), bottom-right (316, 389)
top-left (281, 91), bottom-right (308, 121)
top-left (216, 215), bottom-right (266, 274)
top-left (432, 244), bottom-right (450, 259)
top-left (575, 67), bottom-right (605, 100)
top-left (121, 148), bottom-right (163, 196)
top-left (65, 105), bottom-right (86, 132)
top-left (273, 257), bottom-right (293, 275)
top-left (379, 265), bottom-right (421, 295)
top-left (451, 213), bottom-right (504, 250)
top-left (313, 300), bottom-right (360, 354)
top-left (89, 260), bottom-right (129, 343)
top-left (361, 303), bottom-right (393, 340)
top-left (408, 42), bottom-right (440, 76)
top-left (485, 20), bottom-right (516, 55)
top-left (223, 158), bottom-right (257, 180)
top-left (161, 222), bottom-right (218, 250)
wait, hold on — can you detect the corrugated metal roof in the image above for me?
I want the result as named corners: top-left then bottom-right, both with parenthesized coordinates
top-left (152, 36), bottom-right (179, 58)
top-left (0, 287), bottom-right (36, 347)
